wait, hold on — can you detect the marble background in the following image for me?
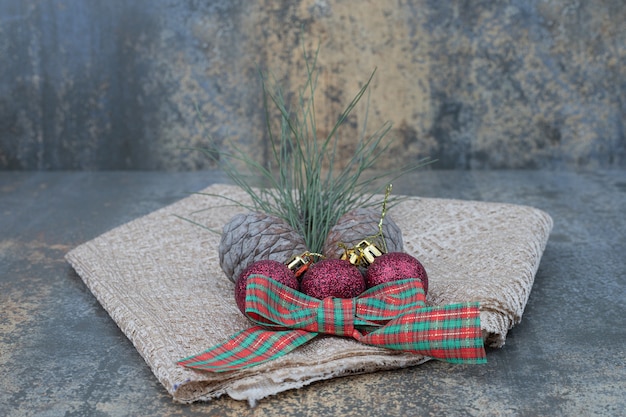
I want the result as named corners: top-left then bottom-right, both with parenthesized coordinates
top-left (1, 0), bottom-right (624, 170)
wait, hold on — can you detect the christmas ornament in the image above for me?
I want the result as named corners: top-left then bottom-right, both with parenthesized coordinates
top-left (300, 259), bottom-right (366, 299)
top-left (220, 211), bottom-right (307, 282)
top-left (177, 46), bottom-right (485, 378)
top-left (365, 252), bottom-right (429, 294)
top-left (234, 260), bottom-right (299, 315)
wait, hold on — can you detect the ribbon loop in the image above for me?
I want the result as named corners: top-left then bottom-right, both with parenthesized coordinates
top-left (356, 302), bottom-right (486, 363)
top-left (355, 279), bottom-right (427, 322)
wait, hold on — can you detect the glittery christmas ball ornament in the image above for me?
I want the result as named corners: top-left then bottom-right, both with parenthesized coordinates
top-left (234, 260), bottom-right (299, 315)
top-left (365, 252), bottom-right (429, 294)
top-left (300, 259), bottom-right (366, 299)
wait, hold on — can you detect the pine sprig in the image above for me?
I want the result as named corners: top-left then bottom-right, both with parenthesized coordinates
top-left (198, 42), bottom-right (431, 253)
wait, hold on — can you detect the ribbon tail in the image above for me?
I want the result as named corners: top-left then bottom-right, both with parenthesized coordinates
top-left (356, 302), bottom-right (487, 364)
top-left (177, 326), bottom-right (318, 372)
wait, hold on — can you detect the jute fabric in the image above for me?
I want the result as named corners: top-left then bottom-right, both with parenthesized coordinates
top-left (66, 184), bottom-right (553, 404)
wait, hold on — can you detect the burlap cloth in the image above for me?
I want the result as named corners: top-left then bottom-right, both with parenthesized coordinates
top-left (65, 184), bottom-right (552, 405)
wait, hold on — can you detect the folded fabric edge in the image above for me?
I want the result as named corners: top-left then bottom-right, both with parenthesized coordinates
top-left (480, 309), bottom-right (513, 348)
top-left (172, 354), bottom-right (431, 405)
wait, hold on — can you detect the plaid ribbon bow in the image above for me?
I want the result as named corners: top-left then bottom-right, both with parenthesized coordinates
top-left (178, 275), bottom-right (486, 372)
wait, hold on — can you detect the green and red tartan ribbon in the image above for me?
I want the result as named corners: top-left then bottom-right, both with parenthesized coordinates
top-left (178, 275), bottom-right (486, 372)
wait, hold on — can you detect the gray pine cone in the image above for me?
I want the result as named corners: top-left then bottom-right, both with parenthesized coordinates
top-left (322, 207), bottom-right (403, 259)
top-left (219, 211), bottom-right (308, 282)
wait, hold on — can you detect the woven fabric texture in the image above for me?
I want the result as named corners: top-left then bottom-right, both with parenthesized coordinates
top-left (65, 184), bottom-right (553, 404)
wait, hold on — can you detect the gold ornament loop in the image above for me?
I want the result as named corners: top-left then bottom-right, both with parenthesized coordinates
top-left (339, 239), bottom-right (384, 267)
top-left (286, 251), bottom-right (325, 277)
top-left (358, 240), bottom-right (384, 264)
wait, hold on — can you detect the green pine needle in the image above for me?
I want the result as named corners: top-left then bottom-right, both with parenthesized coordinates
top-left (197, 42), bottom-right (432, 253)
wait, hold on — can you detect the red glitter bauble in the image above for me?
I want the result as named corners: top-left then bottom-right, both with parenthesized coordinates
top-left (234, 260), bottom-right (299, 315)
top-left (300, 259), bottom-right (366, 299)
top-left (365, 252), bottom-right (428, 294)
